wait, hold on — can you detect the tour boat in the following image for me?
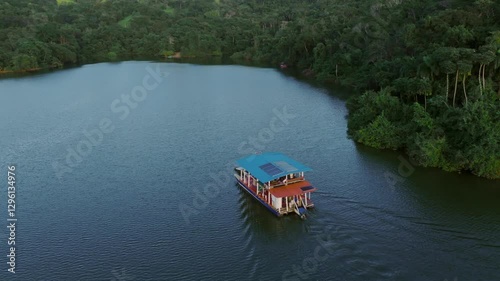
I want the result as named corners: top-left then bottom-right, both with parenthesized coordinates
top-left (234, 152), bottom-right (317, 219)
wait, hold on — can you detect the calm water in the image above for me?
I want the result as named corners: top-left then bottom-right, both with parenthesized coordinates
top-left (0, 62), bottom-right (499, 281)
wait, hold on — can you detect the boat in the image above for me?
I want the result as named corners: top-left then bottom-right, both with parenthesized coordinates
top-left (279, 62), bottom-right (288, 69)
top-left (234, 152), bottom-right (317, 219)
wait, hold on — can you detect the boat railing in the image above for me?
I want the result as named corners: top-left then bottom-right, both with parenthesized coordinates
top-left (270, 176), bottom-right (305, 187)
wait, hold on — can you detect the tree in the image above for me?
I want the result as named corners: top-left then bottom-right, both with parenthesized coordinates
top-left (12, 54), bottom-right (38, 71)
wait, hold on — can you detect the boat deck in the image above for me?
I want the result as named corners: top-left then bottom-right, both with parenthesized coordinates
top-left (268, 180), bottom-right (317, 198)
top-left (236, 175), bottom-right (314, 216)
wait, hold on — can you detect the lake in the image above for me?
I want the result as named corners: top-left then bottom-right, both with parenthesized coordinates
top-left (0, 61), bottom-right (499, 280)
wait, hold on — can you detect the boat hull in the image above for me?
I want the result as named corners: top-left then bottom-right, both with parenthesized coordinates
top-left (235, 177), bottom-right (282, 217)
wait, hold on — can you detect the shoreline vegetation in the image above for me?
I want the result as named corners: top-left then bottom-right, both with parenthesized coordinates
top-left (0, 67), bottom-right (45, 74)
top-left (1, 0), bottom-right (499, 179)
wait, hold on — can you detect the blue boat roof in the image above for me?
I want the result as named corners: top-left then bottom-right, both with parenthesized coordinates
top-left (236, 152), bottom-right (312, 183)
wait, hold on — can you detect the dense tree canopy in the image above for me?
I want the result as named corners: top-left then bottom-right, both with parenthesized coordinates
top-left (0, 0), bottom-right (499, 178)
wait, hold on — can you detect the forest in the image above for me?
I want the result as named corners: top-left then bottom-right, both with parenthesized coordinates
top-left (0, 0), bottom-right (499, 179)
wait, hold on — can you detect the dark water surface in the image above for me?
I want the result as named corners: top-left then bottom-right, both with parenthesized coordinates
top-left (0, 62), bottom-right (499, 281)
